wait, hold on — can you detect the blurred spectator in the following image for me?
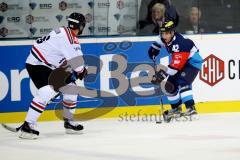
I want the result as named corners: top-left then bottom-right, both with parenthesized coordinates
top-left (191, 0), bottom-right (240, 33)
top-left (179, 6), bottom-right (207, 34)
top-left (137, 3), bottom-right (166, 35)
top-left (137, 0), bottom-right (179, 36)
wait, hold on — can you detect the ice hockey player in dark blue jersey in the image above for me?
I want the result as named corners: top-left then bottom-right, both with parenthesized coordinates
top-left (148, 20), bottom-right (203, 122)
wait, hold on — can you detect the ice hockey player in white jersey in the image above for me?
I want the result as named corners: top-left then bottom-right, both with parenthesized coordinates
top-left (149, 21), bottom-right (203, 122)
top-left (18, 12), bottom-right (88, 139)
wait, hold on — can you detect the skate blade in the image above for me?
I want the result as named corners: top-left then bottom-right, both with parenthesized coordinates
top-left (18, 131), bottom-right (38, 140)
top-left (189, 114), bottom-right (199, 121)
top-left (65, 129), bottom-right (83, 135)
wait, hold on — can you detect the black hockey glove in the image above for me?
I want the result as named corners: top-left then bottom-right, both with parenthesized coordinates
top-left (148, 46), bottom-right (160, 60)
top-left (151, 69), bottom-right (167, 85)
top-left (68, 67), bottom-right (88, 83)
top-left (77, 67), bottom-right (88, 80)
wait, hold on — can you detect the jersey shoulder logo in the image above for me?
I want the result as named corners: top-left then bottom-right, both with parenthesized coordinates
top-left (173, 54), bottom-right (182, 65)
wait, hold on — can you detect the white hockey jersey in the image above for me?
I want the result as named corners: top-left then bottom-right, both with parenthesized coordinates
top-left (26, 27), bottom-right (84, 72)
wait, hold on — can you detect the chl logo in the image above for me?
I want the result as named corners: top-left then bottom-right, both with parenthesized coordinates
top-left (200, 54), bottom-right (225, 86)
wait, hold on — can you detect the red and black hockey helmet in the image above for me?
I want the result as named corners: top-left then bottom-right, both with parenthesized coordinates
top-left (68, 12), bottom-right (86, 30)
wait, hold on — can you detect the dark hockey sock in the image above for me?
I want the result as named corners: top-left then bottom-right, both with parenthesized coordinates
top-left (171, 100), bottom-right (182, 109)
top-left (184, 99), bottom-right (195, 109)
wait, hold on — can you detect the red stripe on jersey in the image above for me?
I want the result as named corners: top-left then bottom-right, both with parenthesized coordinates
top-left (71, 29), bottom-right (76, 37)
top-left (63, 101), bottom-right (77, 107)
top-left (67, 27), bottom-right (74, 44)
top-left (64, 27), bottom-right (73, 44)
top-left (32, 46), bottom-right (49, 64)
top-left (70, 29), bottom-right (79, 44)
top-left (73, 36), bottom-right (79, 44)
top-left (31, 101), bottom-right (45, 110)
top-left (170, 52), bottom-right (190, 70)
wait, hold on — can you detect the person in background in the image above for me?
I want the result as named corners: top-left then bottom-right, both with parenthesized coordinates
top-left (179, 6), bottom-right (207, 34)
top-left (137, 0), bottom-right (179, 35)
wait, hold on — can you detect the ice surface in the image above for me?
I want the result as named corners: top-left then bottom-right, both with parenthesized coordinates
top-left (1, 113), bottom-right (240, 160)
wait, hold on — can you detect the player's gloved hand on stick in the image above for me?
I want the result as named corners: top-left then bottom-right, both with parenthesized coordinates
top-left (66, 67), bottom-right (88, 84)
top-left (76, 67), bottom-right (88, 80)
top-left (148, 47), bottom-right (160, 60)
top-left (151, 69), bottom-right (167, 85)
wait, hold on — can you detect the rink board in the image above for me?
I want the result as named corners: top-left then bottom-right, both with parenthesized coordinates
top-left (0, 35), bottom-right (240, 122)
top-left (1, 101), bottom-right (240, 123)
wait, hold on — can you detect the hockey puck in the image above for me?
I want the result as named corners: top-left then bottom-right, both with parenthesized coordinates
top-left (156, 121), bottom-right (162, 124)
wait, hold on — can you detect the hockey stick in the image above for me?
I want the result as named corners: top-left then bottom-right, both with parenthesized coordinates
top-left (50, 99), bottom-right (98, 104)
top-left (1, 67), bottom-right (89, 132)
top-left (1, 93), bottom-right (61, 133)
top-left (152, 57), bottom-right (166, 124)
top-left (1, 97), bottom-right (98, 133)
top-left (1, 123), bottom-right (22, 132)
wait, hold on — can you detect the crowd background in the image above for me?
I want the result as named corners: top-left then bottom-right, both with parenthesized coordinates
top-left (0, 0), bottom-right (240, 39)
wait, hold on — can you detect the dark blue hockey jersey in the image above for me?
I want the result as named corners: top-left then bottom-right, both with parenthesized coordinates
top-left (151, 33), bottom-right (203, 75)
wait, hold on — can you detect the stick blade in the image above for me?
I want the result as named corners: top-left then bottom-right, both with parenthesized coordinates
top-left (1, 123), bottom-right (19, 132)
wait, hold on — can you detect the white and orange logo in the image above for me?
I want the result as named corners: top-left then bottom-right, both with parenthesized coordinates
top-left (200, 54), bottom-right (225, 86)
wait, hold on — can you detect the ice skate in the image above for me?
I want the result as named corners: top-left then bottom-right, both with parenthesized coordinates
top-left (18, 121), bottom-right (39, 140)
top-left (64, 119), bottom-right (84, 134)
top-left (163, 107), bottom-right (182, 123)
top-left (183, 106), bottom-right (197, 116)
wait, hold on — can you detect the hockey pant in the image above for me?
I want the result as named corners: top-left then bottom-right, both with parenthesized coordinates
top-left (165, 63), bottom-right (200, 109)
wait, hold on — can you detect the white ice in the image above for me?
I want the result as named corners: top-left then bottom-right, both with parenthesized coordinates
top-left (1, 113), bottom-right (240, 160)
